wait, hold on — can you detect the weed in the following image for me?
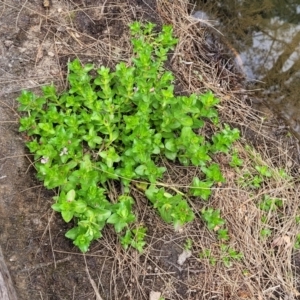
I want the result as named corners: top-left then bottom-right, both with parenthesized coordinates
top-left (184, 238), bottom-right (193, 250)
top-left (200, 245), bottom-right (243, 268)
top-left (201, 207), bottom-right (225, 231)
top-left (294, 234), bottom-right (300, 249)
top-left (229, 150), bottom-right (243, 168)
top-left (217, 228), bottom-right (230, 241)
top-left (260, 228), bottom-right (272, 238)
top-left (121, 226), bottom-right (147, 253)
top-left (199, 249), bottom-right (217, 266)
top-left (17, 22), bottom-right (239, 252)
top-left (255, 165), bottom-right (272, 178)
top-left (258, 195), bottom-right (283, 212)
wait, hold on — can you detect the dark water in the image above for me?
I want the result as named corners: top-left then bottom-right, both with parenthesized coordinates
top-left (194, 0), bottom-right (300, 139)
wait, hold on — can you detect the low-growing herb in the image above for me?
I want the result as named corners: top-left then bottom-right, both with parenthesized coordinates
top-left (201, 207), bottom-right (225, 231)
top-left (17, 21), bottom-right (239, 252)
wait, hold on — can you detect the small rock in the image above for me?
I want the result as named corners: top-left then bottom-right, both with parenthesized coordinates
top-left (9, 255), bottom-right (18, 262)
top-left (177, 249), bottom-right (192, 266)
top-left (4, 40), bottom-right (13, 47)
top-left (57, 26), bottom-right (66, 32)
top-left (149, 291), bottom-right (161, 300)
top-left (48, 51), bottom-right (55, 57)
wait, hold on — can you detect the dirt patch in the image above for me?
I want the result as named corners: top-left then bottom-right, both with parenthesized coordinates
top-left (1, 0), bottom-right (300, 299)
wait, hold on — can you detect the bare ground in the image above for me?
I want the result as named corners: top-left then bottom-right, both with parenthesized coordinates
top-left (1, 0), bottom-right (300, 299)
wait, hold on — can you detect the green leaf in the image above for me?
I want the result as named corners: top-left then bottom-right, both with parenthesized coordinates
top-left (121, 230), bottom-right (132, 250)
top-left (201, 163), bottom-right (225, 183)
top-left (201, 207), bottom-right (225, 231)
top-left (73, 234), bottom-right (92, 253)
top-left (74, 200), bottom-right (87, 213)
top-left (165, 138), bottom-right (176, 152)
top-left (38, 123), bottom-right (55, 135)
top-left (62, 210), bottom-right (74, 223)
top-left (51, 203), bottom-right (61, 212)
top-left (65, 227), bottom-right (81, 240)
top-left (99, 147), bottom-right (121, 168)
top-left (66, 189), bottom-right (76, 202)
top-left (190, 177), bottom-right (213, 200)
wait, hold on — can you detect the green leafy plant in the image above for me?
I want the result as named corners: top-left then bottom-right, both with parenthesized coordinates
top-left (220, 244), bottom-right (243, 267)
top-left (238, 171), bottom-right (263, 189)
top-left (199, 249), bottom-right (217, 266)
top-left (210, 124), bottom-right (240, 153)
top-left (199, 245), bottom-right (242, 268)
top-left (229, 150), bottom-right (243, 167)
top-left (217, 228), bottom-right (230, 241)
top-left (145, 186), bottom-right (194, 231)
top-left (294, 234), bottom-right (300, 249)
top-left (17, 21), bottom-right (239, 252)
top-left (189, 177), bottom-right (213, 200)
top-left (121, 226), bottom-right (147, 253)
top-left (201, 207), bottom-right (230, 240)
top-left (258, 195), bottom-right (283, 212)
top-left (201, 207), bottom-right (225, 231)
top-left (255, 165), bottom-right (272, 178)
top-left (184, 238), bottom-right (193, 251)
top-left (260, 228), bottom-right (272, 238)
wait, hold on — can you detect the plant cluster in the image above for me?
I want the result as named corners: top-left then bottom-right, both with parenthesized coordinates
top-left (17, 22), bottom-right (239, 252)
top-left (199, 245), bottom-right (242, 268)
top-left (257, 194), bottom-right (283, 239)
top-left (199, 207), bottom-right (242, 267)
top-left (237, 145), bottom-right (291, 190)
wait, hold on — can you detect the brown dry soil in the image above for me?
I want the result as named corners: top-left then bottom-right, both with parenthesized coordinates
top-left (1, 0), bottom-right (300, 300)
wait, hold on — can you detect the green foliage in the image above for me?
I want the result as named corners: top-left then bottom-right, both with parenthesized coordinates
top-left (229, 150), bottom-right (243, 167)
top-left (17, 22), bottom-right (239, 252)
top-left (217, 228), bottom-right (230, 241)
top-left (294, 234), bottom-right (300, 249)
top-left (184, 238), bottom-right (193, 250)
top-left (238, 164), bottom-right (273, 189)
top-left (199, 249), bottom-right (217, 266)
top-left (189, 177), bottom-right (213, 200)
top-left (220, 244), bottom-right (243, 267)
top-left (199, 245), bottom-right (242, 268)
top-left (255, 165), bottom-right (272, 178)
top-left (201, 207), bottom-right (225, 231)
top-left (121, 226), bottom-right (147, 253)
top-left (258, 195), bottom-right (283, 212)
top-left (210, 124), bottom-right (240, 153)
top-left (145, 186), bottom-right (194, 231)
top-left (260, 228), bottom-right (272, 238)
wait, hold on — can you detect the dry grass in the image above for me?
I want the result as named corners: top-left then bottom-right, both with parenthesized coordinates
top-left (1, 0), bottom-right (300, 299)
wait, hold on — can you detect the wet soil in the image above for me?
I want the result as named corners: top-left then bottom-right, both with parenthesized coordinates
top-left (194, 0), bottom-right (300, 140)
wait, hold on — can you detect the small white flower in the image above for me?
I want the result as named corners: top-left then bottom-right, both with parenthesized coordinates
top-left (41, 156), bottom-right (49, 164)
top-left (60, 147), bottom-right (68, 156)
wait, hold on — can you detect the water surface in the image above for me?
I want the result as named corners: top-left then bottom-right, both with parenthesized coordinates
top-left (194, 0), bottom-right (300, 138)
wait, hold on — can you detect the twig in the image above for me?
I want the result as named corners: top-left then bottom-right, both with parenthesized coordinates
top-left (83, 255), bottom-right (104, 300)
top-left (21, 256), bottom-right (71, 272)
top-left (15, 0), bottom-right (28, 30)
